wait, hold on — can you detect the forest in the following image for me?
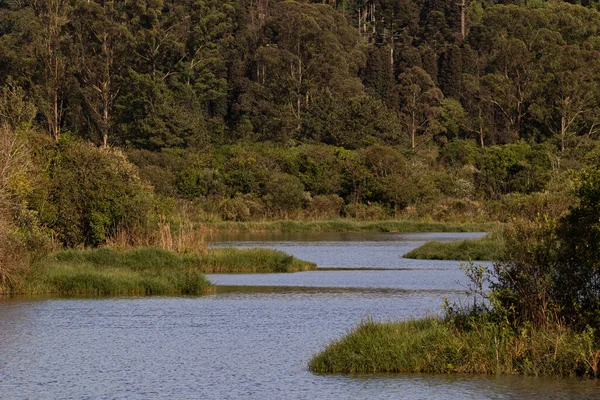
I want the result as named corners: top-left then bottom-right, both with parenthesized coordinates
top-left (2, 0), bottom-right (600, 258)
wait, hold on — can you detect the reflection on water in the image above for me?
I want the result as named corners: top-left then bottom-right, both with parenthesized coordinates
top-left (0, 232), bottom-right (596, 399)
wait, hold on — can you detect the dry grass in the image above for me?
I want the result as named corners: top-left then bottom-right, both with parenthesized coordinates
top-left (107, 216), bottom-right (214, 255)
top-left (0, 125), bottom-right (31, 290)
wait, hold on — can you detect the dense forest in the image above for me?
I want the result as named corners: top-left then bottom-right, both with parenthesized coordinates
top-left (2, 0), bottom-right (600, 252)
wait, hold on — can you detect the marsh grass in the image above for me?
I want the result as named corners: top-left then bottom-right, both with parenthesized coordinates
top-left (309, 318), bottom-right (600, 377)
top-left (403, 233), bottom-right (504, 261)
top-left (208, 219), bottom-right (497, 233)
top-left (7, 247), bottom-right (315, 296)
top-left (197, 248), bottom-right (316, 273)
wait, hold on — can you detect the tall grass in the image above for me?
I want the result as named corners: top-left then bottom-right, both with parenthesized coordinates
top-left (107, 216), bottom-right (214, 255)
top-left (404, 230), bottom-right (505, 261)
top-left (6, 247), bottom-right (316, 295)
top-left (403, 236), bottom-right (504, 261)
top-left (309, 318), bottom-right (600, 378)
top-left (207, 219), bottom-right (497, 233)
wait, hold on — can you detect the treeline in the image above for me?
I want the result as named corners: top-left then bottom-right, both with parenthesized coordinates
top-left (4, 0), bottom-right (600, 149)
top-left (2, 0), bottom-right (600, 252)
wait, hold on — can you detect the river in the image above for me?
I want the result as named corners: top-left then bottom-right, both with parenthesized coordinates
top-left (0, 232), bottom-right (598, 399)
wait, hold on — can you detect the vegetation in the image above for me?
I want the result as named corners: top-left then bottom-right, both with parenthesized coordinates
top-left (309, 318), bottom-right (600, 377)
top-left (403, 233), bottom-right (504, 261)
top-left (311, 168), bottom-right (600, 378)
top-left (0, 0), bottom-right (599, 302)
top-left (208, 219), bottom-right (496, 233)
top-left (0, 0), bottom-right (594, 234)
top-left (5, 247), bottom-right (316, 296)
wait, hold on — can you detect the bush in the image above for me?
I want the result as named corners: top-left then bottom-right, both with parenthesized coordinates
top-left (440, 139), bottom-right (480, 167)
top-left (555, 167), bottom-right (600, 328)
top-left (217, 193), bottom-right (265, 221)
top-left (176, 168), bottom-right (226, 198)
top-left (45, 141), bottom-right (154, 247)
top-left (475, 143), bottom-right (551, 199)
top-left (262, 173), bottom-right (305, 216)
top-left (308, 194), bottom-right (344, 219)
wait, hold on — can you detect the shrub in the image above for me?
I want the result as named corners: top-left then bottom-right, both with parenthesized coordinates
top-left (46, 141), bottom-right (154, 247)
top-left (555, 167), bottom-right (600, 328)
top-left (176, 168), bottom-right (226, 198)
top-left (262, 173), bottom-right (305, 216)
top-left (217, 193), bottom-right (265, 221)
top-left (308, 194), bottom-right (344, 219)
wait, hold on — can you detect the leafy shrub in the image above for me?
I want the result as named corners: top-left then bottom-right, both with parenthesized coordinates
top-left (217, 193), bottom-right (265, 221)
top-left (308, 194), bottom-right (344, 219)
top-left (262, 173), bottom-right (305, 216)
top-left (440, 139), bottom-right (480, 167)
top-left (46, 141), bottom-right (154, 247)
top-left (475, 143), bottom-right (551, 198)
top-left (555, 167), bottom-right (600, 328)
top-left (176, 168), bottom-right (226, 198)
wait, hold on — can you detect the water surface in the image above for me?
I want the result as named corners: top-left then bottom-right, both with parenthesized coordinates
top-left (0, 232), bottom-right (596, 399)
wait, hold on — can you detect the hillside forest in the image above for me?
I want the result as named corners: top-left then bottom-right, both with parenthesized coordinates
top-left (2, 0), bottom-right (600, 252)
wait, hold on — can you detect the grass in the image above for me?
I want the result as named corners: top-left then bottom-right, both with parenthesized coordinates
top-left (7, 247), bottom-right (316, 296)
top-left (309, 318), bottom-right (600, 378)
top-left (207, 219), bottom-right (497, 233)
top-left (403, 233), bottom-right (505, 261)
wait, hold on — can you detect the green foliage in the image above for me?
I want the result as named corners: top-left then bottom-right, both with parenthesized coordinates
top-left (307, 194), bottom-right (344, 219)
top-left (262, 173), bottom-right (305, 216)
top-left (17, 246), bottom-right (316, 295)
top-left (217, 193), bottom-right (264, 222)
top-left (476, 143), bottom-right (551, 198)
top-left (441, 140), bottom-right (480, 167)
top-left (403, 235), bottom-right (504, 261)
top-left (555, 167), bottom-right (600, 328)
top-left (44, 141), bottom-right (154, 247)
top-left (309, 317), bottom-right (600, 377)
top-left (176, 168), bottom-right (225, 198)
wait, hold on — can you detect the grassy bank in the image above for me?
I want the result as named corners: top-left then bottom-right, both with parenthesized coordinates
top-left (207, 219), bottom-right (497, 233)
top-left (309, 318), bottom-right (600, 377)
top-left (403, 235), bottom-right (505, 261)
top-left (8, 247), bottom-right (316, 296)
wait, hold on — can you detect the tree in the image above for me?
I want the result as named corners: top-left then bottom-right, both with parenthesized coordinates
top-left (248, 1), bottom-right (364, 140)
top-left (68, 0), bottom-right (128, 146)
top-left (555, 168), bottom-right (600, 328)
top-left (530, 45), bottom-right (600, 151)
top-left (397, 67), bottom-right (444, 149)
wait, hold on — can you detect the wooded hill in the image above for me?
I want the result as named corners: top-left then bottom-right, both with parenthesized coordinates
top-left (1, 0), bottom-right (600, 246)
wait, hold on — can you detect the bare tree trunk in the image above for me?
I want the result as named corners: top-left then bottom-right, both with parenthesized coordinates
top-left (479, 125), bottom-right (484, 148)
top-left (561, 115), bottom-right (566, 152)
top-left (411, 112), bottom-right (416, 150)
top-left (460, 0), bottom-right (467, 40)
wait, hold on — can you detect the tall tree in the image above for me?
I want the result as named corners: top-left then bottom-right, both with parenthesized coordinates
top-left (397, 67), bottom-right (444, 149)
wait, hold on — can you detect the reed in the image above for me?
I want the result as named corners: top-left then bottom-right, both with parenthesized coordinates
top-left (309, 318), bottom-right (600, 378)
top-left (106, 217), bottom-right (214, 255)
